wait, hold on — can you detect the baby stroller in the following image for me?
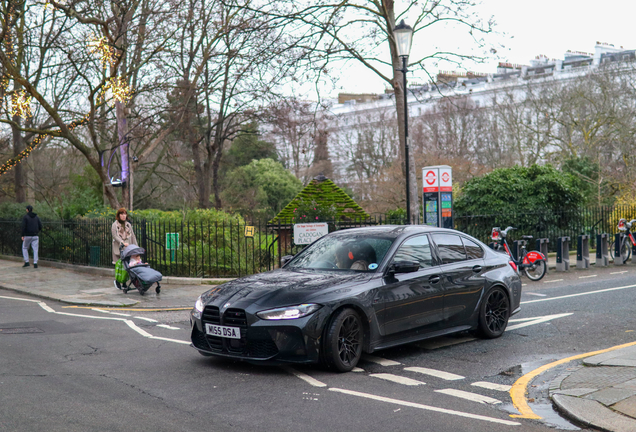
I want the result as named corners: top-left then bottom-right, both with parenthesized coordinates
top-left (120, 244), bottom-right (162, 295)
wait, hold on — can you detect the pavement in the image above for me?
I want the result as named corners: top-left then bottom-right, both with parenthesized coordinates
top-left (2, 256), bottom-right (636, 431)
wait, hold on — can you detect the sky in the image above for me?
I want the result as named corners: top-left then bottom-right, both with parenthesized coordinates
top-left (329, 0), bottom-right (636, 97)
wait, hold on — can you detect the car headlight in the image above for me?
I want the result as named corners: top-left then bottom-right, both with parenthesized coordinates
top-left (193, 296), bottom-right (204, 319)
top-left (256, 304), bottom-right (322, 320)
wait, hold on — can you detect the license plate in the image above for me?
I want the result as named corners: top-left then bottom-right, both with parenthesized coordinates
top-left (205, 323), bottom-right (241, 339)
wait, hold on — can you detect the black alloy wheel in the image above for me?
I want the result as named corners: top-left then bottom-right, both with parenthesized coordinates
top-left (322, 308), bottom-right (363, 372)
top-left (477, 287), bottom-right (510, 339)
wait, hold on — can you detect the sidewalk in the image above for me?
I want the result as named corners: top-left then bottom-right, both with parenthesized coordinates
top-left (0, 258), bottom-right (223, 308)
top-left (549, 346), bottom-right (636, 432)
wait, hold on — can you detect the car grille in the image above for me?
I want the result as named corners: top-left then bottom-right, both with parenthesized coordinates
top-left (196, 306), bottom-right (278, 359)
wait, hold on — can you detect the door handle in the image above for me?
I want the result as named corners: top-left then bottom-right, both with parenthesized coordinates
top-left (429, 275), bottom-right (441, 284)
top-left (472, 265), bottom-right (482, 273)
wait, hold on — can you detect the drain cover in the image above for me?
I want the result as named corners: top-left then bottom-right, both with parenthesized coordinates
top-left (0, 327), bottom-right (44, 334)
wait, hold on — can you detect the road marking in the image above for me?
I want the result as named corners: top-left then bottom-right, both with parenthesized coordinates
top-left (524, 292), bottom-right (547, 297)
top-left (435, 389), bottom-right (501, 405)
top-left (134, 316), bottom-right (158, 323)
top-left (543, 279), bottom-right (563, 283)
top-left (611, 271), bottom-right (629, 274)
top-left (579, 275), bottom-right (597, 279)
top-left (0, 295), bottom-right (191, 345)
top-left (506, 313), bottom-right (573, 331)
top-left (362, 355), bottom-right (401, 366)
top-left (352, 367), bottom-right (365, 372)
top-left (369, 373), bottom-right (425, 386)
top-left (471, 382), bottom-right (512, 392)
top-left (521, 283), bottom-right (636, 304)
top-left (64, 306), bottom-right (192, 311)
top-left (329, 388), bottom-right (520, 426)
top-left (91, 308), bottom-right (131, 317)
top-left (283, 367), bottom-right (327, 388)
top-left (510, 340), bottom-right (636, 419)
top-left (157, 324), bottom-right (180, 330)
top-left (404, 367), bottom-right (464, 381)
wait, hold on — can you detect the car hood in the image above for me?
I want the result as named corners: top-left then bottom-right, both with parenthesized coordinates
top-left (200, 269), bottom-right (373, 309)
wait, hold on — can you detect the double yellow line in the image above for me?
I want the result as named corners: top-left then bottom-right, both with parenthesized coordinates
top-left (510, 340), bottom-right (636, 419)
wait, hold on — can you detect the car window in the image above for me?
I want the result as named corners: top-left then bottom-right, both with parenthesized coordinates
top-left (432, 233), bottom-right (467, 264)
top-left (392, 235), bottom-right (433, 268)
top-left (462, 237), bottom-right (484, 259)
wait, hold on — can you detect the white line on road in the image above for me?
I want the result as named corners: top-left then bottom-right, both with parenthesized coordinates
top-left (362, 355), bottom-right (401, 366)
top-left (521, 283), bottom-right (636, 304)
top-left (283, 367), bottom-right (327, 388)
top-left (92, 308), bottom-right (131, 317)
top-left (134, 316), bottom-right (159, 322)
top-left (329, 388), bottom-right (519, 426)
top-left (351, 367), bottom-right (365, 373)
top-left (435, 389), bottom-right (502, 405)
top-left (369, 373), bottom-right (425, 386)
top-left (471, 382), bottom-right (512, 392)
top-left (611, 271), bottom-right (629, 274)
top-left (157, 324), bottom-right (180, 330)
top-left (403, 367), bottom-right (464, 381)
top-left (543, 279), bottom-right (564, 283)
top-left (579, 275), bottom-right (597, 279)
top-left (524, 292), bottom-right (547, 297)
top-left (506, 313), bottom-right (573, 331)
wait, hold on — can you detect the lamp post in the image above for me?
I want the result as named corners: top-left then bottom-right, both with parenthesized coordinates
top-left (393, 20), bottom-right (413, 224)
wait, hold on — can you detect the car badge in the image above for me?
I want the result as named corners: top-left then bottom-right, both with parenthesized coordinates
top-left (224, 303), bottom-right (231, 308)
top-left (368, 263), bottom-right (378, 270)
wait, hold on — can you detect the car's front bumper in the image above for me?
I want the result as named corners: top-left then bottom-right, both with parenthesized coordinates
top-left (190, 305), bottom-right (325, 364)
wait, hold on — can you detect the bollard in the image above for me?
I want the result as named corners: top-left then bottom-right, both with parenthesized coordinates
top-left (596, 233), bottom-right (609, 266)
top-left (577, 235), bottom-right (590, 269)
top-left (614, 233), bottom-right (626, 265)
top-left (512, 240), bottom-right (527, 261)
top-left (536, 238), bottom-right (549, 274)
top-left (556, 236), bottom-right (570, 272)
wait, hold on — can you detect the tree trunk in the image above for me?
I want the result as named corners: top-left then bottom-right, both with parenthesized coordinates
top-left (11, 116), bottom-right (26, 202)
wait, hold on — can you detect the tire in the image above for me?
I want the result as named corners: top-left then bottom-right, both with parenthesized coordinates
top-left (524, 260), bottom-right (547, 281)
top-left (610, 239), bottom-right (631, 262)
top-left (477, 287), bottom-right (510, 339)
top-left (321, 308), bottom-right (363, 372)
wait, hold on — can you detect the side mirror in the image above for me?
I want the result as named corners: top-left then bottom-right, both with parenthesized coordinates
top-left (281, 255), bottom-right (294, 267)
top-left (388, 260), bottom-right (420, 274)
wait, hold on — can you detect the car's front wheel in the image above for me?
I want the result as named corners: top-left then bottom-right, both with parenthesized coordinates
top-left (322, 308), bottom-right (363, 372)
top-left (477, 287), bottom-right (510, 339)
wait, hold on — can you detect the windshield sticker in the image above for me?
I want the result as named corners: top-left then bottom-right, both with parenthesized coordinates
top-left (368, 263), bottom-right (378, 270)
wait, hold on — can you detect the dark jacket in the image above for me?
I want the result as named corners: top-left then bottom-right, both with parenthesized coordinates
top-left (21, 212), bottom-right (42, 236)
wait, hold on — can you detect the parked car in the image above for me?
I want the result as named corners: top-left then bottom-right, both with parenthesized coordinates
top-left (190, 225), bottom-right (522, 372)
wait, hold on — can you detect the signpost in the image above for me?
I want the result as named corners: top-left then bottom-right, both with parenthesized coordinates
top-left (422, 165), bottom-right (453, 228)
top-left (293, 223), bottom-right (328, 245)
top-left (244, 226), bottom-right (255, 238)
top-left (166, 232), bottom-right (179, 263)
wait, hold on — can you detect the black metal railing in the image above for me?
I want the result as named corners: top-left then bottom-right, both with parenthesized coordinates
top-left (1, 206), bottom-right (634, 278)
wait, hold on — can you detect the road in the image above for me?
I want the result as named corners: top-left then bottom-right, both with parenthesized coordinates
top-left (2, 266), bottom-right (635, 432)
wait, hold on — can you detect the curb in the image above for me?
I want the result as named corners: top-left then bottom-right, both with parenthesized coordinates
top-left (0, 255), bottom-right (234, 286)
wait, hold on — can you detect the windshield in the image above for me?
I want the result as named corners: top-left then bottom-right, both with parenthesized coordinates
top-left (286, 235), bottom-right (394, 271)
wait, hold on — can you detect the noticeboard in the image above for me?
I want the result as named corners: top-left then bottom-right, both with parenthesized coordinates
top-left (166, 233), bottom-right (179, 250)
top-left (293, 223), bottom-right (328, 245)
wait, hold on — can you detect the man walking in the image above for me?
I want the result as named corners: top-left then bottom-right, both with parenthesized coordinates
top-left (21, 205), bottom-right (42, 268)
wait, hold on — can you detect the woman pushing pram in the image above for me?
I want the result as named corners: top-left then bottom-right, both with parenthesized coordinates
top-left (115, 244), bottom-right (162, 295)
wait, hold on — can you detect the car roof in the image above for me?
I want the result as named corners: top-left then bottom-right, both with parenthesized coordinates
top-left (329, 225), bottom-right (468, 239)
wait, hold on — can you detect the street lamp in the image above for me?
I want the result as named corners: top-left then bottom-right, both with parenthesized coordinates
top-left (393, 20), bottom-right (413, 224)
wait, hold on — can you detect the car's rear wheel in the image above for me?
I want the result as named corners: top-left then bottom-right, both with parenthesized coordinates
top-left (477, 287), bottom-right (510, 339)
top-left (322, 308), bottom-right (363, 372)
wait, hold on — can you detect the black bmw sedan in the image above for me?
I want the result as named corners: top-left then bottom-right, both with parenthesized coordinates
top-left (190, 225), bottom-right (521, 372)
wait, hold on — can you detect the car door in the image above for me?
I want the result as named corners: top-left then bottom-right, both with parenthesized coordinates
top-left (379, 235), bottom-right (445, 336)
top-left (431, 233), bottom-right (486, 325)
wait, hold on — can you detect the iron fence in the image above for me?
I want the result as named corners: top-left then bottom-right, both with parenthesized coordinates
top-left (1, 205), bottom-right (635, 278)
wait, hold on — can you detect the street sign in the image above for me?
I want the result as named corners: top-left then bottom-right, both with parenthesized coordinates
top-left (293, 223), bottom-right (328, 245)
top-left (166, 233), bottom-right (179, 250)
top-left (422, 165), bottom-right (453, 228)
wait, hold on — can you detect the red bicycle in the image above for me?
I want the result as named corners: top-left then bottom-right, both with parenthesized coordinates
top-left (490, 226), bottom-right (547, 281)
top-left (609, 218), bottom-right (636, 261)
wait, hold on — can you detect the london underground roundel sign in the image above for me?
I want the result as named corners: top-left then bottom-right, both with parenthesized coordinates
top-left (425, 170), bottom-right (436, 185)
top-left (442, 172), bottom-right (450, 183)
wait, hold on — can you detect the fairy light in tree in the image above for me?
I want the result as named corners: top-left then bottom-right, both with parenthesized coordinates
top-left (88, 34), bottom-right (117, 67)
top-left (101, 77), bottom-right (132, 106)
top-left (9, 90), bottom-right (33, 119)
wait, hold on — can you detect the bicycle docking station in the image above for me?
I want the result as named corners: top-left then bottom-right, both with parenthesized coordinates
top-left (577, 235), bottom-right (590, 269)
top-left (596, 233), bottom-right (610, 266)
top-left (536, 238), bottom-right (549, 274)
top-left (614, 233), bottom-right (628, 265)
top-left (512, 240), bottom-right (527, 261)
top-left (556, 236), bottom-right (570, 272)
